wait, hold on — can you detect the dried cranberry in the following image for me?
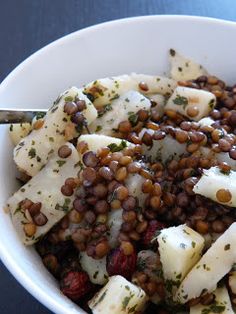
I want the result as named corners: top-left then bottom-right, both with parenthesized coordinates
top-left (142, 220), bottom-right (165, 247)
top-left (106, 248), bottom-right (137, 279)
top-left (60, 271), bottom-right (92, 301)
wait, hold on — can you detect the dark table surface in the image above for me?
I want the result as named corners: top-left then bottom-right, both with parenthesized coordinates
top-left (1, 0), bottom-right (236, 313)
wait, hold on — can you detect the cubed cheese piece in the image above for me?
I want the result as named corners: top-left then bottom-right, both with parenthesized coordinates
top-left (193, 166), bottom-right (236, 207)
top-left (88, 275), bottom-right (148, 314)
top-left (83, 74), bottom-right (176, 107)
top-left (107, 208), bottom-right (123, 248)
top-left (199, 147), bottom-right (236, 171)
top-left (141, 129), bottom-right (186, 163)
top-left (79, 253), bottom-right (108, 285)
top-left (166, 86), bottom-right (216, 121)
top-left (229, 271), bottom-right (236, 295)
top-left (169, 49), bottom-right (207, 81)
top-left (175, 223), bottom-right (236, 303)
top-left (9, 123), bottom-right (32, 146)
top-left (157, 225), bottom-right (204, 294)
top-left (14, 87), bottom-right (97, 176)
top-left (190, 286), bottom-right (234, 314)
top-left (7, 143), bottom-right (81, 245)
top-left (77, 134), bottom-right (133, 157)
top-left (89, 90), bottom-right (151, 135)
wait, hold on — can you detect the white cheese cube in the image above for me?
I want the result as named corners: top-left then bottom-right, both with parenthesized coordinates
top-left (83, 73), bottom-right (176, 108)
top-left (9, 123), bottom-right (32, 146)
top-left (157, 225), bottom-right (204, 294)
top-left (193, 167), bottom-right (236, 207)
top-left (88, 275), bottom-right (148, 314)
top-left (175, 223), bottom-right (236, 303)
top-left (166, 86), bottom-right (216, 121)
top-left (14, 87), bottom-right (97, 176)
top-left (89, 90), bottom-right (151, 136)
top-left (169, 49), bottom-right (207, 81)
top-left (7, 143), bottom-right (81, 245)
top-left (190, 286), bottom-right (234, 314)
top-left (77, 134), bottom-right (133, 159)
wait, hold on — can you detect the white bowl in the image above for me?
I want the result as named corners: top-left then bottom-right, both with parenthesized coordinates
top-left (0, 15), bottom-right (236, 314)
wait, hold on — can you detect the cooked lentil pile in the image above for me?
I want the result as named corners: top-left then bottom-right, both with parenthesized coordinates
top-left (32, 74), bottom-right (236, 313)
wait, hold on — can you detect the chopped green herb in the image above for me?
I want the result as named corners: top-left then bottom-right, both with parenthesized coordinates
top-left (28, 147), bottom-right (36, 159)
top-left (35, 111), bottom-right (46, 120)
top-left (56, 160), bottom-right (66, 167)
top-left (95, 125), bottom-right (102, 132)
top-left (128, 111), bottom-right (138, 126)
top-left (9, 124), bottom-right (13, 132)
top-left (49, 137), bottom-right (54, 142)
top-left (224, 244), bottom-right (230, 251)
top-left (64, 96), bottom-right (74, 102)
top-left (220, 168), bottom-right (231, 176)
top-left (36, 156), bottom-right (41, 162)
top-left (169, 48), bottom-right (176, 57)
top-left (180, 243), bottom-right (187, 249)
top-left (173, 94), bottom-right (188, 108)
top-left (107, 140), bottom-right (127, 152)
top-left (125, 98), bottom-right (130, 102)
top-left (208, 98), bottom-right (215, 110)
top-left (178, 67), bottom-right (183, 72)
top-left (191, 241), bottom-right (196, 248)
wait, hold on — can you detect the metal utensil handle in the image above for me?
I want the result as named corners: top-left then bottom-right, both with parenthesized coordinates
top-left (0, 108), bottom-right (47, 124)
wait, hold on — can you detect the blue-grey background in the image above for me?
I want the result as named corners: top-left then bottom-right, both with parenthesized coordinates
top-left (0, 0), bottom-right (236, 313)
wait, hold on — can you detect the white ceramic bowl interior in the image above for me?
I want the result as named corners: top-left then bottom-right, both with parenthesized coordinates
top-left (0, 15), bottom-right (236, 314)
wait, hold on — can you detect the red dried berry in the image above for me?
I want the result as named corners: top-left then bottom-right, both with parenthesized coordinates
top-left (60, 271), bottom-right (92, 301)
top-left (106, 248), bottom-right (137, 279)
top-left (142, 220), bottom-right (165, 247)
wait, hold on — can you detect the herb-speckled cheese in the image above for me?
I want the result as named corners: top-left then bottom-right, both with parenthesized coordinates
top-left (9, 123), bottom-right (32, 146)
top-left (83, 73), bottom-right (177, 108)
top-left (14, 87), bottom-right (97, 176)
top-left (79, 253), bottom-right (108, 285)
top-left (190, 286), bottom-right (234, 314)
top-left (166, 86), bottom-right (216, 121)
top-left (89, 90), bottom-right (151, 135)
top-left (88, 275), bottom-right (148, 314)
top-left (193, 167), bottom-right (236, 207)
top-left (157, 225), bottom-right (204, 295)
top-left (7, 143), bottom-right (81, 245)
top-left (169, 49), bottom-right (208, 81)
top-left (175, 223), bottom-right (236, 303)
top-left (140, 128), bottom-right (186, 163)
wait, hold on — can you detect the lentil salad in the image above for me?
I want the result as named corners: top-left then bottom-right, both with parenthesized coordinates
top-left (6, 49), bottom-right (236, 313)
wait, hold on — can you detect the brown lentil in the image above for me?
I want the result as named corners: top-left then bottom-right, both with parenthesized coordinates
top-left (28, 202), bottom-right (42, 217)
top-left (142, 132), bottom-right (153, 146)
top-left (211, 220), bottom-right (226, 233)
top-left (115, 167), bottom-right (128, 181)
top-left (98, 166), bottom-right (114, 181)
top-left (118, 121), bottom-right (132, 133)
top-left (58, 145), bottom-right (72, 158)
top-left (93, 184), bottom-right (108, 198)
top-left (122, 196), bottom-right (136, 211)
top-left (195, 220), bottom-right (209, 234)
top-left (76, 99), bottom-right (87, 111)
top-left (139, 81), bottom-right (149, 91)
top-left (82, 151), bottom-right (99, 167)
top-left (119, 155), bottom-right (132, 166)
top-left (68, 209), bottom-right (83, 223)
top-left (84, 210), bottom-right (96, 224)
top-left (61, 184), bottom-right (74, 196)
top-left (137, 109), bottom-right (149, 121)
top-left (186, 106), bottom-right (199, 118)
top-left (73, 198), bottom-right (88, 213)
top-left (115, 185), bottom-right (129, 201)
top-left (216, 188), bottom-right (232, 203)
top-left (218, 138), bottom-right (231, 152)
top-left (127, 161), bottom-right (141, 174)
top-left (175, 129), bottom-right (189, 143)
top-left (33, 212), bottom-right (48, 226)
top-left (24, 223), bottom-right (37, 237)
top-left (95, 241), bottom-right (110, 258)
top-left (64, 102), bottom-right (78, 115)
top-left (33, 119), bottom-right (44, 130)
top-left (95, 200), bottom-right (109, 214)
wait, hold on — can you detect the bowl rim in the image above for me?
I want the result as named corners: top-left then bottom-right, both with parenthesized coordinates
top-left (0, 14), bottom-right (236, 314)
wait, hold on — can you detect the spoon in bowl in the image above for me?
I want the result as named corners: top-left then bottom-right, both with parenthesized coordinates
top-left (0, 108), bottom-right (47, 124)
